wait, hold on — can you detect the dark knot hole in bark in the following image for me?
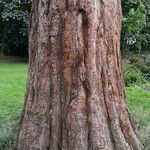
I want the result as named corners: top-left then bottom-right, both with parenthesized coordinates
top-left (78, 9), bottom-right (88, 27)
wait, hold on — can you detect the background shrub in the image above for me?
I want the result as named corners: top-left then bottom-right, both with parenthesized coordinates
top-left (0, 0), bottom-right (31, 56)
top-left (123, 64), bottom-right (145, 86)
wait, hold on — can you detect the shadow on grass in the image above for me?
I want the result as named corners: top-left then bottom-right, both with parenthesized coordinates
top-left (0, 54), bottom-right (28, 64)
top-left (0, 116), bottom-right (20, 150)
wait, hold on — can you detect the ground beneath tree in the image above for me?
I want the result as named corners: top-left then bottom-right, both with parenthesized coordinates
top-left (0, 54), bottom-right (149, 149)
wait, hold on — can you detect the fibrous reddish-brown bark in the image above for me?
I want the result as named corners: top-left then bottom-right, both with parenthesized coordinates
top-left (13, 0), bottom-right (143, 150)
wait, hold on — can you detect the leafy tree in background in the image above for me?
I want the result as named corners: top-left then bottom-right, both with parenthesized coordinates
top-left (0, 0), bottom-right (31, 56)
top-left (141, 0), bottom-right (150, 51)
top-left (122, 4), bottom-right (146, 53)
top-left (0, 0), bottom-right (149, 56)
top-left (122, 0), bottom-right (150, 53)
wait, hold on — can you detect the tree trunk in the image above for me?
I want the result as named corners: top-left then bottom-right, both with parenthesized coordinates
top-left (13, 0), bottom-right (142, 150)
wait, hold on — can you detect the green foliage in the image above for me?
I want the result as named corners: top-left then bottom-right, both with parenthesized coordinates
top-left (122, 0), bottom-right (150, 53)
top-left (0, 0), bottom-right (31, 56)
top-left (1, 0), bottom-right (29, 22)
top-left (128, 54), bottom-right (150, 79)
top-left (133, 61), bottom-right (150, 79)
top-left (122, 4), bottom-right (146, 52)
top-left (123, 4), bottom-right (146, 34)
top-left (123, 64), bottom-right (145, 86)
top-left (123, 54), bottom-right (150, 86)
top-left (0, 0), bottom-right (150, 55)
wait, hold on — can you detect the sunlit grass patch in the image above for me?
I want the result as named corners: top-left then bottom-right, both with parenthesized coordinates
top-left (0, 55), bottom-right (28, 149)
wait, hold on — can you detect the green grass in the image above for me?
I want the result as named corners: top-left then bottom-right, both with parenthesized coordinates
top-left (0, 55), bottom-right (28, 122)
top-left (126, 85), bottom-right (150, 112)
top-left (0, 55), bottom-right (28, 150)
top-left (126, 85), bottom-right (150, 148)
top-left (0, 55), bottom-right (150, 149)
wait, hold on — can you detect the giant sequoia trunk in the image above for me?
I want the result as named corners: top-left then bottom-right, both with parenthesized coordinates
top-left (13, 0), bottom-right (142, 150)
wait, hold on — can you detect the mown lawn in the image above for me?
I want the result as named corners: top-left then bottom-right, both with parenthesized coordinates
top-left (0, 55), bottom-right (28, 149)
top-left (0, 55), bottom-right (28, 121)
top-left (126, 85), bottom-right (150, 149)
top-left (126, 85), bottom-right (150, 112)
top-left (0, 55), bottom-right (150, 149)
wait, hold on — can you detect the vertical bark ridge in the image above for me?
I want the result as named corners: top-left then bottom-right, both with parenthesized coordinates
top-left (84, 1), bottom-right (114, 149)
top-left (99, 1), bottom-right (142, 149)
top-left (48, 1), bottom-right (67, 149)
top-left (65, 3), bottom-right (89, 149)
top-left (13, 0), bottom-right (40, 149)
top-left (97, 1), bottom-right (129, 149)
